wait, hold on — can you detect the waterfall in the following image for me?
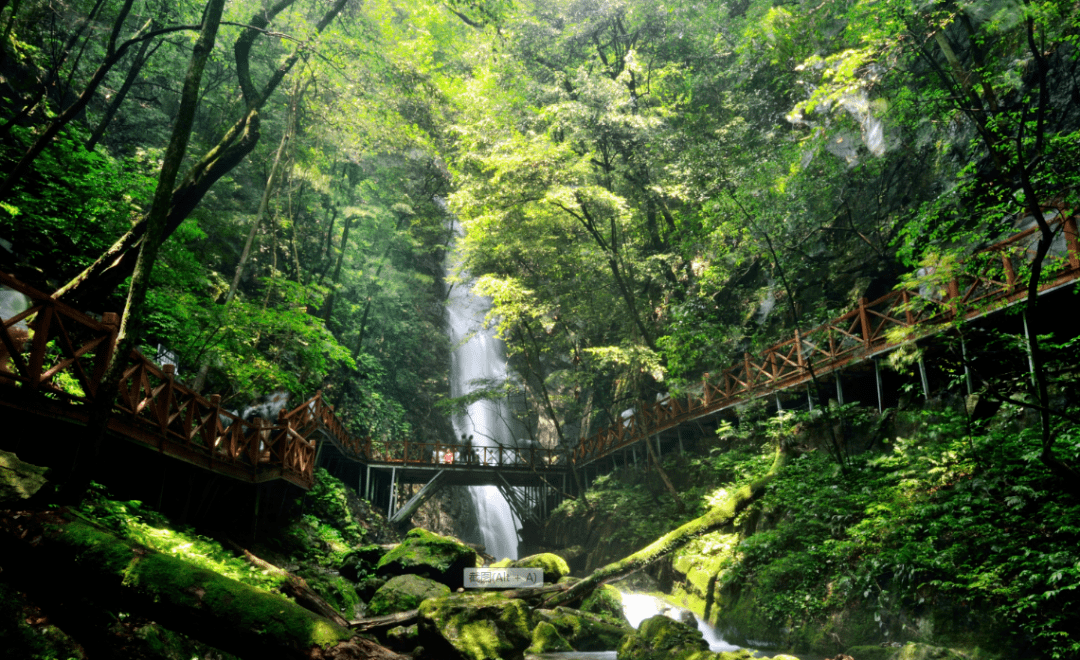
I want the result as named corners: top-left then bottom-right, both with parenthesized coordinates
top-left (445, 223), bottom-right (520, 561)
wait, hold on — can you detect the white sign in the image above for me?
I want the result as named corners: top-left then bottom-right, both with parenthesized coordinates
top-left (464, 568), bottom-right (544, 589)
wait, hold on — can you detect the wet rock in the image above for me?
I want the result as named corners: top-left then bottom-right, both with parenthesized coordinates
top-left (616, 614), bottom-right (708, 660)
top-left (490, 552), bottom-right (571, 582)
top-left (535, 606), bottom-right (633, 651)
top-left (526, 621), bottom-right (573, 654)
top-left (376, 528), bottom-right (478, 589)
top-left (417, 591), bottom-right (534, 660)
top-left (368, 574), bottom-right (451, 616)
top-left (580, 584), bottom-right (630, 625)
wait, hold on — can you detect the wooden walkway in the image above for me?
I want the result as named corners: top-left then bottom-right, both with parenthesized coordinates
top-left (1, 209), bottom-right (1077, 491)
top-left (572, 211), bottom-right (1079, 466)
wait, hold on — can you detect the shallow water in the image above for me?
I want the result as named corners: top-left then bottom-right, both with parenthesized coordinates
top-left (527, 593), bottom-right (813, 660)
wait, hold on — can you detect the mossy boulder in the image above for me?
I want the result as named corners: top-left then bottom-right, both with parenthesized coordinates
top-left (535, 606), bottom-right (633, 651)
top-left (376, 528), bottom-right (477, 588)
top-left (0, 450), bottom-right (49, 506)
top-left (897, 643), bottom-right (971, 660)
top-left (417, 591), bottom-right (535, 660)
top-left (297, 568), bottom-right (362, 618)
top-left (490, 552), bottom-right (571, 582)
top-left (386, 624), bottom-right (420, 649)
top-left (368, 574), bottom-right (451, 616)
top-left (526, 621), bottom-right (573, 654)
top-left (339, 544), bottom-right (386, 582)
top-left (617, 614), bottom-right (708, 660)
top-left (581, 584), bottom-right (629, 624)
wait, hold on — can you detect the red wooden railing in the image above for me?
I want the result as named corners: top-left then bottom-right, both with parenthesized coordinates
top-left (572, 210), bottom-right (1080, 465)
top-left (2, 208), bottom-right (1076, 481)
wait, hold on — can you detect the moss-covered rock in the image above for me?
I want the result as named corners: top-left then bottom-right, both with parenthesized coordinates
top-left (617, 614), bottom-right (709, 660)
top-left (491, 553), bottom-right (571, 582)
top-left (298, 568), bottom-right (363, 618)
top-left (339, 544), bottom-right (386, 582)
top-left (377, 528), bottom-right (477, 588)
top-left (0, 450), bottom-right (49, 506)
top-left (526, 621), bottom-right (573, 654)
top-left (581, 584), bottom-right (629, 624)
top-left (368, 574), bottom-right (451, 616)
top-left (418, 591), bottom-right (535, 660)
top-left (896, 643), bottom-right (971, 660)
top-left (535, 606), bottom-right (634, 651)
top-left (386, 623), bottom-right (420, 648)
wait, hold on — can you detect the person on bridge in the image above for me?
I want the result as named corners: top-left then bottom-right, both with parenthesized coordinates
top-left (460, 434), bottom-right (477, 464)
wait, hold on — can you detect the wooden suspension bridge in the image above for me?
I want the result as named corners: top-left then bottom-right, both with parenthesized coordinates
top-left (1, 209), bottom-right (1077, 524)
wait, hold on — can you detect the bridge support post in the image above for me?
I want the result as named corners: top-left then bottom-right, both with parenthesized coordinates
top-left (835, 372), bottom-right (844, 405)
top-left (1022, 314), bottom-right (1037, 389)
top-left (806, 385), bottom-right (813, 411)
top-left (918, 357), bottom-right (930, 400)
top-left (874, 358), bottom-right (883, 413)
top-left (960, 336), bottom-right (974, 396)
top-left (365, 465), bottom-right (371, 501)
top-left (677, 428), bottom-right (684, 455)
top-left (393, 466), bottom-right (401, 518)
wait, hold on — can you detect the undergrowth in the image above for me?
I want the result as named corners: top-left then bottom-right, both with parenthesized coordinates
top-left (76, 482), bottom-right (285, 591)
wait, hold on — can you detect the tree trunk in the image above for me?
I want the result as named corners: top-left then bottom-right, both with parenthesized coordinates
top-left (86, 35), bottom-right (160, 151)
top-left (55, 0), bottom-right (351, 309)
top-left (228, 541), bottom-right (351, 628)
top-left (543, 448), bottom-right (788, 608)
top-left (0, 510), bottom-right (407, 660)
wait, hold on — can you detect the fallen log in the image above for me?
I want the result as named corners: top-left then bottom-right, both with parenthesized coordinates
top-left (543, 448), bottom-right (789, 608)
top-left (346, 582), bottom-right (571, 632)
top-left (0, 508), bottom-right (407, 660)
top-left (350, 609), bottom-right (420, 632)
top-left (227, 540), bottom-right (351, 628)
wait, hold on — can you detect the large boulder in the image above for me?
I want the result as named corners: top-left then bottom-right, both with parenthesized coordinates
top-left (535, 606), bottom-right (633, 651)
top-left (376, 528), bottom-right (477, 589)
top-left (490, 552), bottom-right (571, 583)
top-left (617, 614), bottom-right (709, 660)
top-left (526, 621), bottom-right (573, 654)
top-left (368, 574), bottom-right (450, 616)
top-left (417, 592), bottom-right (534, 660)
top-left (581, 584), bottom-right (630, 625)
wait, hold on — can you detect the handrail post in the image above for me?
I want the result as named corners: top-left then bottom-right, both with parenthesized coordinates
top-left (858, 297), bottom-right (871, 348)
top-left (26, 304), bottom-right (53, 390)
top-left (1064, 214), bottom-right (1080, 270)
top-left (794, 329), bottom-right (804, 368)
top-left (90, 312), bottom-right (120, 396)
top-left (744, 352), bottom-right (752, 390)
top-left (702, 372), bottom-right (711, 406)
top-left (209, 394), bottom-right (222, 462)
top-left (160, 363), bottom-right (175, 435)
top-left (1002, 253), bottom-right (1016, 289)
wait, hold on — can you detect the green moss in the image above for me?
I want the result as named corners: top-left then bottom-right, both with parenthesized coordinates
top-left (581, 584), bottom-right (628, 624)
top-left (491, 553), bottom-right (571, 582)
top-left (418, 591), bottom-right (535, 660)
top-left (0, 582), bottom-right (86, 660)
top-left (368, 574), bottom-right (450, 616)
top-left (53, 519), bottom-right (354, 650)
top-left (527, 621), bottom-right (572, 653)
top-left (537, 606), bottom-right (633, 651)
top-left (377, 528), bottom-right (477, 587)
top-left (298, 569), bottom-right (362, 618)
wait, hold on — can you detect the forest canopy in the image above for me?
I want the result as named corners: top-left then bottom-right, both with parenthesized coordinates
top-left (0, 0), bottom-right (1077, 457)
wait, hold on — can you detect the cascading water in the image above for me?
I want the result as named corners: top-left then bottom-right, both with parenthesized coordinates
top-left (445, 222), bottom-right (520, 561)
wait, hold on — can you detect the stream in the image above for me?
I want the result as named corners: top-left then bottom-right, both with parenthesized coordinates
top-left (527, 593), bottom-right (808, 660)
